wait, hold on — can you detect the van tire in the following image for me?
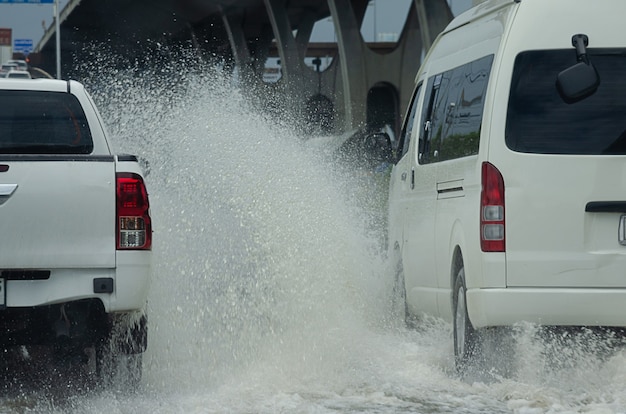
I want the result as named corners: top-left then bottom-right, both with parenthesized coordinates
top-left (453, 267), bottom-right (481, 375)
top-left (453, 268), bottom-right (516, 379)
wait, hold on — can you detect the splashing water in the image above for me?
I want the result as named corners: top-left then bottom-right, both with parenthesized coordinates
top-left (90, 60), bottom-right (401, 398)
top-left (3, 55), bottom-right (626, 413)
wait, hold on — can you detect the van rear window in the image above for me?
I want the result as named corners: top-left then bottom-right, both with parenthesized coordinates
top-left (0, 91), bottom-right (93, 154)
top-left (506, 49), bottom-right (626, 155)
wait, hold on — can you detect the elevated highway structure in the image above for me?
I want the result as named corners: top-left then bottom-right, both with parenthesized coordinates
top-left (35, 0), bottom-right (454, 136)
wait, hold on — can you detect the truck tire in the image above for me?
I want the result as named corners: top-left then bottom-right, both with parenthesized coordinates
top-left (96, 311), bottom-right (147, 390)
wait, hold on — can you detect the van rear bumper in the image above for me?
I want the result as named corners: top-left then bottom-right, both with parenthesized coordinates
top-left (467, 287), bottom-right (626, 328)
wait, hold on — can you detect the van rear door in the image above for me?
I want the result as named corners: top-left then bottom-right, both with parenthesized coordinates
top-left (503, 48), bottom-right (626, 288)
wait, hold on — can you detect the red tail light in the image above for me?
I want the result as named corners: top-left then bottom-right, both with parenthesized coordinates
top-left (480, 162), bottom-right (505, 252)
top-left (116, 173), bottom-right (152, 250)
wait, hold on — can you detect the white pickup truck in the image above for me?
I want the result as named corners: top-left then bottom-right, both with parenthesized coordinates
top-left (0, 78), bottom-right (152, 386)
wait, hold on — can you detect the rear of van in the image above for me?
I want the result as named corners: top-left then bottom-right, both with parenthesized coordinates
top-left (389, 0), bottom-right (626, 372)
top-left (467, 0), bottom-right (626, 328)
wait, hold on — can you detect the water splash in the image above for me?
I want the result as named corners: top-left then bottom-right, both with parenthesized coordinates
top-left (3, 53), bottom-right (624, 413)
top-left (81, 58), bottom-right (395, 395)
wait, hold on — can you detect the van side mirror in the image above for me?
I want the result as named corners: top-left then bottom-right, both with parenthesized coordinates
top-left (364, 132), bottom-right (393, 164)
top-left (556, 34), bottom-right (600, 104)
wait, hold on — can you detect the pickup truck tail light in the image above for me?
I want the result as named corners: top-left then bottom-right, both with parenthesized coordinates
top-left (116, 173), bottom-right (152, 250)
top-left (480, 162), bottom-right (505, 252)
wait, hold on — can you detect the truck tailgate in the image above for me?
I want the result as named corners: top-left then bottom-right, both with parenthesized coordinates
top-left (0, 157), bottom-right (116, 269)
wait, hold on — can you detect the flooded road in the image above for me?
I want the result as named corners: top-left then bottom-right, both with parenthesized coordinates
top-left (2, 62), bottom-right (626, 413)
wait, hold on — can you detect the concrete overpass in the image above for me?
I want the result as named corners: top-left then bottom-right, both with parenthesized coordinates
top-left (34, 0), bottom-right (455, 136)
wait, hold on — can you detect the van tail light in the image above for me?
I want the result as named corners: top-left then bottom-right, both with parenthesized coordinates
top-left (480, 162), bottom-right (505, 252)
top-left (116, 173), bottom-right (152, 250)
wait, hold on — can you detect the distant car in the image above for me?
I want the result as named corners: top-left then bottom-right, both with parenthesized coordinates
top-left (2, 70), bottom-right (31, 79)
top-left (305, 126), bottom-right (393, 175)
top-left (335, 127), bottom-right (393, 172)
top-left (6, 59), bottom-right (27, 71)
top-left (0, 63), bottom-right (18, 77)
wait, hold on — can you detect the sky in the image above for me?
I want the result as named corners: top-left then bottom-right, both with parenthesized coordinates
top-left (0, 0), bottom-right (473, 53)
top-left (0, 0), bottom-right (69, 49)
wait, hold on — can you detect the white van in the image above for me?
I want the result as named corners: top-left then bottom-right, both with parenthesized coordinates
top-left (387, 0), bottom-right (626, 372)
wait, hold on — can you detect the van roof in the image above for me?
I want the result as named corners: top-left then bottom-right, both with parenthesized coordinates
top-left (444, 0), bottom-right (518, 33)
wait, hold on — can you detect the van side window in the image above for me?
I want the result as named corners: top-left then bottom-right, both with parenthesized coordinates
top-left (418, 74), bottom-right (443, 164)
top-left (419, 55), bottom-right (494, 164)
top-left (396, 82), bottom-right (422, 161)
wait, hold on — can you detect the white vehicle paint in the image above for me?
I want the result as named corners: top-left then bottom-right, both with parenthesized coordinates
top-left (2, 70), bottom-right (31, 79)
top-left (0, 78), bottom-right (152, 386)
top-left (387, 0), bottom-right (626, 371)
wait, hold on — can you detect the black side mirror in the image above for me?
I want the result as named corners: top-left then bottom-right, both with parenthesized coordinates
top-left (556, 34), bottom-right (600, 104)
top-left (364, 132), bottom-right (393, 164)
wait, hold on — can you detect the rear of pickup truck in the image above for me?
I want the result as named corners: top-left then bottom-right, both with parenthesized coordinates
top-left (0, 79), bottom-right (152, 387)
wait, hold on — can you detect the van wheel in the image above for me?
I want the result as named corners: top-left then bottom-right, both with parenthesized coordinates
top-left (453, 268), bottom-right (516, 379)
top-left (453, 267), bottom-right (481, 375)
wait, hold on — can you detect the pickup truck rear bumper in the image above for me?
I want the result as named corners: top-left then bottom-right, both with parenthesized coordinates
top-left (3, 250), bottom-right (150, 313)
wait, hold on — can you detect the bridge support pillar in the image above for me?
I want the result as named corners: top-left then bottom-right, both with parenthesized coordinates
top-left (264, 0), bottom-right (316, 124)
top-left (326, 0), bottom-right (452, 134)
top-left (222, 13), bottom-right (255, 82)
top-left (327, 0), bottom-right (368, 131)
top-left (223, 0), bottom-right (453, 137)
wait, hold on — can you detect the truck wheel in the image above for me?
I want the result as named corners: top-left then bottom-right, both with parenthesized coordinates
top-left (96, 346), bottom-right (142, 390)
top-left (96, 312), bottom-right (147, 390)
top-left (453, 267), bottom-right (481, 376)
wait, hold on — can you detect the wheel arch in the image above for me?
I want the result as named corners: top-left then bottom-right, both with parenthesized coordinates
top-left (448, 218), bottom-right (468, 314)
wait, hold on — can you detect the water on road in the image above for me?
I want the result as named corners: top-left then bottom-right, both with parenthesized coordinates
top-left (2, 61), bottom-right (626, 413)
